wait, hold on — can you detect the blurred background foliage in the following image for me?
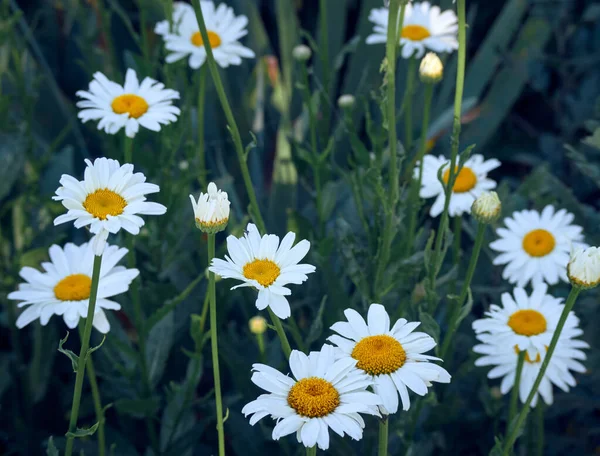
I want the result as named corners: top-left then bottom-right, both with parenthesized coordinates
top-left (1, 0), bottom-right (600, 454)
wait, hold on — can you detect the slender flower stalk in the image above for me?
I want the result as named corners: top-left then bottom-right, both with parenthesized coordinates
top-left (191, 0), bottom-right (266, 233)
top-left (403, 57), bottom-right (417, 153)
top-left (535, 403), bottom-right (545, 456)
top-left (507, 350), bottom-right (526, 429)
top-left (379, 417), bottom-right (389, 456)
top-left (64, 254), bottom-right (103, 456)
top-left (306, 445), bottom-right (317, 456)
top-left (452, 216), bottom-right (463, 271)
top-left (249, 316), bottom-right (267, 361)
top-left (319, 0), bottom-right (330, 132)
top-left (123, 136), bottom-right (133, 163)
top-left (268, 307), bottom-right (292, 358)
top-left (501, 286), bottom-right (582, 456)
top-left (197, 66), bottom-right (208, 188)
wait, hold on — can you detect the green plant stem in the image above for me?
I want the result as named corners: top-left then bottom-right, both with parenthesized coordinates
top-left (123, 136), bottom-right (133, 163)
top-left (318, 0), bottom-right (330, 132)
top-left (452, 216), bottom-right (462, 269)
top-left (208, 234), bottom-right (226, 456)
top-left (191, 0), bottom-right (266, 233)
top-left (78, 325), bottom-right (106, 456)
top-left (256, 333), bottom-right (266, 362)
top-left (197, 66), bottom-right (208, 188)
top-left (378, 416), bottom-right (389, 456)
top-left (535, 403), bottom-right (544, 456)
top-left (198, 291), bottom-right (210, 334)
top-left (403, 57), bottom-right (417, 153)
top-left (96, 0), bottom-right (116, 77)
top-left (508, 350), bottom-right (526, 430)
top-left (439, 221), bottom-right (485, 359)
top-left (268, 307), bottom-right (292, 358)
top-left (427, 0), bottom-right (467, 295)
top-left (306, 445), bottom-right (317, 456)
top-left (64, 254), bottom-right (103, 456)
top-left (136, 0), bottom-right (150, 63)
top-left (501, 287), bottom-right (582, 456)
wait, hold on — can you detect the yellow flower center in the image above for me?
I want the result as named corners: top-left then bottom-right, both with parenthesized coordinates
top-left (54, 274), bottom-right (92, 301)
top-left (513, 345), bottom-right (541, 364)
top-left (191, 30), bottom-right (222, 48)
top-left (351, 334), bottom-right (406, 376)
top-left (287, 377), bottom-right (340, 418)
top-left (522, 229), bottom-right (555, 257)
top-left (243, 259), bottom-right (281, 287)
top-left (111, 94), bottom-right (149, 119)
top-left (401, 25), bottom-right (431, 41)
top-left (83, 188), bottom-right (127, 220)
top-left (443, 166), bottom-right (478, 193)
top-left (507, 309), bottom-right (547, 336)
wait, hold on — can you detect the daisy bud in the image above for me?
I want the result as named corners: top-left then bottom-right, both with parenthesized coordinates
top-left (178, 160), bottom-right (189, 171)
top-left (337, 94), bottom-right (356, 109)
top-left (471, 191), bottom-right (501, 224)
top-left (189, 182), bottom-right (230, 234)
top-left (292, 44), bottom-right (312, 62)
top-left (567, 246), bottom-right (600, 289)
top-left (249, 316), bottom-right (268, 335)
top-left (419, 52), bottom-right (444, 84)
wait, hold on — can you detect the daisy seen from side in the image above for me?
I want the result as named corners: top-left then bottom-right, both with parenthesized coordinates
top-left (328, 304), bottom-right (451, 414)
top-left (189, 182), bottom-right (230, 233)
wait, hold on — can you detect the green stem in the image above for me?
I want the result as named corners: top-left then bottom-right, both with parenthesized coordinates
top-left (197, 66), bottom-right (208, 188)
top-left (208, 234), bottom-right (226, 456)
top-left (439, 222), bottom-right (485, 359)
top-left (137, 0), bottom-right (150, 63)
top-left (427, 0), bottom-right (467, 293)
top-left (403, 57), bottom-right (417, 153)
top-left (78, 325), bottom-right (106, 456)
top-left (378, 416), bottom-right (389, 456)
top-left (508, 350), bottom-right (526, 430)
top-left (267, 307), bottom-right (292, 359)
top-left (452, 216), bottom-right (462, 269)
top-left (535, 402), bottom-right (544, 456)
top-left (191, 0), bottom-right (266, 233)
top-left (96, 0), bottom-right (116, 77)
top-left (198, 291), bottom-right (210, 335)
top-left (318, 0), bottom-right (330, 133)
top-left (123, 136), bottom-right (133, 163)
top-left (306, 445), bottom-right (317, 456)
top-left (256, 333), bottom-right (266, 362)
top-left (501, 287), bottom-right (582, 456)
top-left (64, 254), bottom-right (103, 456)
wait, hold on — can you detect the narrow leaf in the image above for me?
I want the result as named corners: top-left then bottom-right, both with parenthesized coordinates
top-left (58, 332), bottom-right (79, 372)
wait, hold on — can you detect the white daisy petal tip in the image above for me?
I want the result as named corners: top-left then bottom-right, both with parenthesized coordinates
top-left (472, 191), bottom-right (501, 224)
top-left (190, 182), bottom-right (230, 234)
top-left (568, 246), bottom-right (600, 289)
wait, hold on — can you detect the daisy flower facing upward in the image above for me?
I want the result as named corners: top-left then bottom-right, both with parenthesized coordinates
top-left (472, 284), bottom-right (582, 359)
top-left (8, 242), bottom-right (138, 333)
top-left (209, 223), bottom-right (315, 319)
top-left (154, 1), bottom-right (255, 69)
top-left (328, 304), bottom-right (451, 414)
top-left (474, 333), bottom-right (588, 407)
top-left (53, 157), bottom-right (167, 255)
top-left (76, 68), bottom-right (180, 138)
top-left (242, 345), bottom-right (381, 450)
top-left (490, 205), bottom-right (585, 287)
top-left (415, 154), bottom-right (501, 218)
top-left (366, 2), bottom-right (458, 58)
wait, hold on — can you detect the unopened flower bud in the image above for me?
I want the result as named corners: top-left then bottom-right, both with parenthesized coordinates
top-left (249, 316), bottom-right (268, 335)
top-left (337, 94), bottom-right (355, 109)
top-left (178, 160), bottom-right (189, 171)
top-left (419, 52), bottom-right (443, 84)
top-left (567, 246), bottom-right (600, 289)
top-left (189, 182), bottom-right (230, 234)
top-left (292, 44), bottom-right (312, 62)
top-left (471, 191), bottom-right (501, 224)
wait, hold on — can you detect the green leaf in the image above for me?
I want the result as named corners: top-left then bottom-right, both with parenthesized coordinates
top-left (190, 314), bottom-right (204, 353)
top-left (84, 335), bottom-right (106, 361)
top-left (488, 437), bottom-right (504, 456)
top-left (423, 230), bottom-right (436, 276)
top-left (456, 287), bottom-right (474, 325)
top-left (146, 310), bottom-right (175, 388)
top-left (418, 310), bottom-right (440, 343)
top-left (45, 436), bottom-right (59, 456)
top-left (305, 296), bottom-right (328, 346)
top-left (58, 332), bottom-right (79, 372)
top-left (65, 421), bottom-right (99, 438)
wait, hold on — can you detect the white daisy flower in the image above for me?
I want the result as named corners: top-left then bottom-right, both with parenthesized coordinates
top-left (76, 68), bottom-right (180, 138)
top-left (241, 344), bottom-right (381, 450)
top-left (415, 154), bottom-right (501, 218)
top-left (7, 242), bottom-right (139, 333)
top-left (209, 223), bottom-right (316, 320)
top-left (472, 284), bottom-right (582, 359)
top-left (328, 304), bottom-right (451, 414)
top-left (489, 205), bottom-right (586, 287)
top-left (53, 157), bottom-right (167, 256)
top-left (568, 246), bottom-right (600, 289)
top-left (366, 2), bottom-right (458, 59)
top-left (189, 182), bottom-right (230, 233)
top-left (474, 333), bottom-right (588, 407)
top-left (154, 1), bottom-right (255, 69)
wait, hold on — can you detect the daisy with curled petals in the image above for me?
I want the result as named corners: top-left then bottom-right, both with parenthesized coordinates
top-left (53, 157), bottom-right (167, 255)
top-left (415, 154), bottom-right (501, 218)
top-left (242, 344), bottom-right (381, 450)
top-left (328, 304), bottom-right (451, 414)
top-left (209, 223), bottom-right (315, 319)
top-left (76, 68), bottom-right (180, 138)
top-left (490, 205), bottom-right (586, 287)
top-left (366, 2), bottom-right (458, 59)
top-left (474, 333), bottom-right (588, 407)
top-left (154, 1), bottom-right (255, 69)
top-left (472, 284), bottom-right (582, 359)
top-left (8, 242), bottom-right (138, 333)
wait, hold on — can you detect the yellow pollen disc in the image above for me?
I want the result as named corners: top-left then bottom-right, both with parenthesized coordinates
top-left (191, 30), bottom-right (222, 48)
top-left (83, 188), bottom-right (127, 220)
top-left (401, 25), bottom-right (431, 41)
top-left (513, 345), bottom-right (541, 364)
top-left (111, 94), bottom-right (149, 119)
top-left (243, 259), bottom-right (281, 287)
top-left (351, 334), bottom-right (406, 376)
top-left (287, 377), bottom-right (340, 418)
top-left (522, 229), bottom-right (555, 257)
top-left (443, 166), bottom-right (478, 193)
top-left (507, 309), bottom-right (547, 336)
top-left (54, 274), bottom-right (92, 301)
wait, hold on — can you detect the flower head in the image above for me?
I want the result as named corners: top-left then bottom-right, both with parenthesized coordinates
top-left (419, 52), bottom-right (443, 83)
top-left (189, 182), bottom-right (230, 233)
top-left (567, 246), bottom-right (600, 289)
top-left (472, 191), bottom-right (501, 224)
top-left (53, 158), bottom-right (167, 256)
top-left (415, 154), bottom-right (501, 218)
top-left (76, 69), bottom-right (180, 138)
top-left (249, 315), bottom-right (267, 335)
top-left (155, 1), bottom-right (255, 69)
top-left (209, 223), bottom-right (315, 319)
top-left (337, 94), bottom-right (356, 109)
top-left (242, 345), bottom-right (381, 450)
top-left (328, 304), bottom-right (451, 414)
top-left (8, 242), bottom-right (138, 333)
top-left (490, 206), bottom-right (586, 287)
